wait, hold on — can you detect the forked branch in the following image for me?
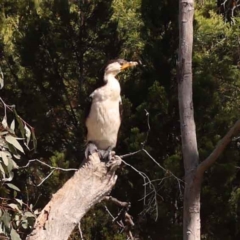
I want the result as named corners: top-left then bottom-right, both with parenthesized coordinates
top-left (197, 119), bottom-right (240, 175)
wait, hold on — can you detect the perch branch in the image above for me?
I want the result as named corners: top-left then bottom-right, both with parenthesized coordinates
top-left (27, 153), bottom-right (121, 240)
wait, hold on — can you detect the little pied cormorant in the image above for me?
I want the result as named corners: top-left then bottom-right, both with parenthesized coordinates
top-left (85, 59), bottom-right (138, 160)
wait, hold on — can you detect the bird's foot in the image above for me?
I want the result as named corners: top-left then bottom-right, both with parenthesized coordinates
top-left (85, 142), bottom-right (98, 159)
top-left (99, 147), bottom-right (114, 162)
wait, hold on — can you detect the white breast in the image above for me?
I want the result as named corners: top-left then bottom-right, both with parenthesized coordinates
top-left (86, 79), bottom-right (121, 150)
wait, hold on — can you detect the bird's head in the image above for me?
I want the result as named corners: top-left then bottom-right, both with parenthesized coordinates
top-left (104, 59), bottom-right (138, 77)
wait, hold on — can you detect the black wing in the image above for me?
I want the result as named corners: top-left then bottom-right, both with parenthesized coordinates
top-left (84, 95), bottom-right (93, 120)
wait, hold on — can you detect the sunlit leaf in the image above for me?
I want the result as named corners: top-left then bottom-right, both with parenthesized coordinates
top-left (2, 211), bottom-right (11, 229)
top-left (34, 209), bottom-right (40, 215)
top-left (21, 219), bottom-right (28, 229)
top-left (2, 171), bottom-right (14, 181)
top-left (5, 135), bottom-right (24, 153)
top-left (7, 143), bottom-right (18, 156)
top-left (8, 203), bottom-right (19, 210)
top-left (13, 109), bottom-right (25, 138)
top-left (6, 183), bottom-right (20, 192)
top-left (24, 125), bottom-right (31, 146)
top-left (10, 120), bottom-right (15, 132)
top-left (24, 211), bottom-right (35, 218)
top-left (1, 151), bottom-right (9, 166)
top-left (24, 142), bottom-right (30, 151)
top-left (15, 199), bottom-right (23, 206)
top-left (11, 159), bottom-right (19, 169)
top-left (13, 154), bottom-right (21, 160)
top-left (10, 228), bottom-right (21, 240)
top-left (15, 215), bottom-right (20, 227)
top-left (13, 189), bottom-right (17, 198)
top-left (32, 129), bottom-right (37, 151)
top-left (0, 163), bottom-right (6, 179)
top-left (2, 116), bottom-right (8, 129)
top-left (0, 131), bottom-right (8, 136)
top-left (7, 157), bottom-right (13, 173)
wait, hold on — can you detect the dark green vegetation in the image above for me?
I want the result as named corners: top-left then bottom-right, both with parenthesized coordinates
top-left (1, 0), bottom-right (240, 239)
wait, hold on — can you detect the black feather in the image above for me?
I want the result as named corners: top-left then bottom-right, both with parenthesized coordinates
top-left (85, 95), bottom-right (92, 120)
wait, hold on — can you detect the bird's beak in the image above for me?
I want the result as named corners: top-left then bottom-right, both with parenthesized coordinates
top-left (121, 61), bottom-right (139, 70)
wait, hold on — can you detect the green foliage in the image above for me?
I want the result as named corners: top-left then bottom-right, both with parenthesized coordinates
top-left (0, 101), bottom-right (37, 238)
top-left (0, 0), bottom-right (240, 239)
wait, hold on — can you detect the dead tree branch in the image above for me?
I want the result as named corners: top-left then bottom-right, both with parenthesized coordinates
top-left (26, 152), bottom-right (121, 240)
top-left (197, 119), bottom-right (240, 175)
top-left (103, 196), bottom-right (134, 240)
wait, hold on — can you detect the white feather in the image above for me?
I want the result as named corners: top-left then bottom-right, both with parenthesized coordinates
top-left (86, 73), bottom-right (121, 150)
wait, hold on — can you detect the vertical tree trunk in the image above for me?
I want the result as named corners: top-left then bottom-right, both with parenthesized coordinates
top-left (178, 0), bottom-right (202, 239)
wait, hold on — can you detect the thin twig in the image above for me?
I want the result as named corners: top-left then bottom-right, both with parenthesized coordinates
top-left (104, 205), bottom-right (124, 228)
top-left (122, 159), bottom-right (159, 220)
top-left (78, 222), bottom-right (84, 240)
top-left (19, 159), bottom-right (78, 171)
top-left (37, 170), bottom-right (55, 187)
top-left (120, 149), bottom-right (142, 159)
top-left (119, 110), bottom-right (184, 220)
top-left (142, 149), bottom-right (184, 184)
top-left (0, 97), bottom-right (34, 129)
top-left (19, 159), bottom-right (77, 186)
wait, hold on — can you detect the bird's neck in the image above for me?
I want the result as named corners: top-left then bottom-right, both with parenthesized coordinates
top-left (104, 73), bottom-right (119, 87)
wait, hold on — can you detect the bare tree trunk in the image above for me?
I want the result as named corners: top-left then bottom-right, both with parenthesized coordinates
top-left (26, 153), bottom-right (121, 240)
top-left (178, 0), bottom-right (201, 239)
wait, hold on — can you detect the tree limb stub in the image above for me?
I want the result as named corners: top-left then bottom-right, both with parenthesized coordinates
top-left (27, 152), bottom-right (122, 240)
top-left (197, 119), bottom-right (240, 175)
top-left (104, 196), bottom-right (134, 240)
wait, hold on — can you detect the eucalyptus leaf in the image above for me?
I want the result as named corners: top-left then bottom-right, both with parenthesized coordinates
top-left (34, 209), bottom-right (40, 215)
top-left (10, 228), bottom-right (21, 240)
top-left (0, 163), bottom-right (6, 179)
top-left (24, 211), bottom-right (35, 218)
top-left (1, 211), bottom-right (11, 230)
top-left (2, 171), bottom-right (14, 181)
top-left (13, 154), bottom-right (21, 160)
top-left (10, 120), bottom-right (15, 132)
top-left (5, 135), bottom-right (24, 154)
top-left (24, 125), bottom-right (31, 146)
top-left (13, 109), bottom-right (25, 138)
top-left (15, 199), bottom-right (23, 206)
top-left (2, 116), bottom-right (8, 129)
top-left (7, 143), bottom-right (18, 156)
top-left (1, 151), bottom-right (9, 166)
top-left (21, 219), bottom-right (28, 229)
top-left (32, 129), bottom-right (37, 151)
top-left (0, 131), bottom-right (8, 136)
top-left (6, 183), bottom-right (20, 192)
top-left (8, 203), bottom-right (19, 210)
top-left (7, 157), bottom-right (13, 173)
top-left (11, 160), bottom-right (19, 169)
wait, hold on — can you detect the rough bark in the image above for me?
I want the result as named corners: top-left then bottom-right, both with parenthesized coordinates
top-left (26, 152), bottom-right (121, 240)
top-left (178, 0), bottom-right (201, 239)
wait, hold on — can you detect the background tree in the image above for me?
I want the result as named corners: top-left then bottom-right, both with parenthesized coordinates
top-left (1, 0), bottom-right (240, 239)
